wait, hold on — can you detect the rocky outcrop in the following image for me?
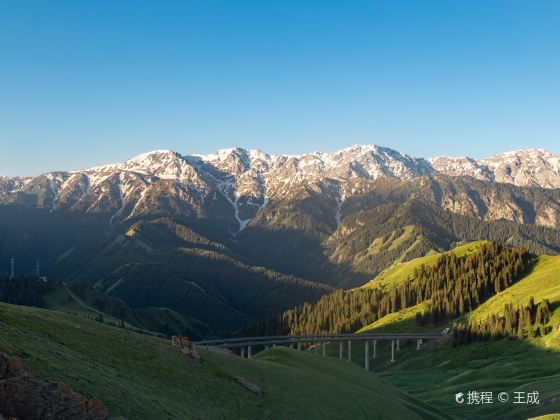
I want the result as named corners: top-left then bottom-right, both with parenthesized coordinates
top-left (440, 191), bottom-right (482, 218)
top-left (171, 336), bottom-right (200, 360)
top-left (234, 376), bottom-right (264, 396)
top-left (0, 352), bottom-right (111, 420)
top-left (536, 203), bottom-right (560, 228)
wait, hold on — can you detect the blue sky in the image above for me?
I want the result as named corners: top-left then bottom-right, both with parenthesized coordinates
top-left (1, 0), bottom-right (559, 176)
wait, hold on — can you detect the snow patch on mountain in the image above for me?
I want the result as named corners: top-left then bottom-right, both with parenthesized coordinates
top-left (2, 145), bottom-right (560, 232)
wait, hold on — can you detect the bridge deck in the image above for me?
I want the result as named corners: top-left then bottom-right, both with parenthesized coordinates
top-left (194, 332), bottom-right (447, 348)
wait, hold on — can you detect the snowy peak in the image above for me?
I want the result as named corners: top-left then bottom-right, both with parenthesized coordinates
top-left (71, 145), bottom-right (560, 190)
top-left (483, 149), bottom-right (560, 189)
top-left (1, 144), bottom-right (560, 233)
top-left (430, 148), bottom-right (560, 188)
top-left (194, 147), bottom-right (270, 163)
top-left (428, 156), bottom-right (495, 181)
top-left (87, 150), bottom-right (183, 176)
top-left (192, 147), bottom-right (273, 176)
top-left (187, 144), bottom-right (434, 183)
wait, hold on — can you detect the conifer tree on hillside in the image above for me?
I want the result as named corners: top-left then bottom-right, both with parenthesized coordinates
top-left (241, 242), bottom-right (531, 337)
top-left (453, 298), bottom-right (552, 345)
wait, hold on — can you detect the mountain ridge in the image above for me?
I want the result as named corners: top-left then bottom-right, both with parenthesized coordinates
top-left (2, 145), bottom-right (560, 233)
top-left (5, 145), bottom-right (560, 185)
top-left (2, 145), bottom-right (560, 332)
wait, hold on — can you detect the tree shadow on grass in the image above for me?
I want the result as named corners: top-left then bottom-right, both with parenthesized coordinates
top-left (336, 318), bottom-right (560, 420)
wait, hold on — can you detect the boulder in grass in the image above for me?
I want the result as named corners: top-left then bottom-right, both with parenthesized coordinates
top-left (234, 376), bottom-right (264, 397)
top-left (171, 336), bottom-right (200, 360)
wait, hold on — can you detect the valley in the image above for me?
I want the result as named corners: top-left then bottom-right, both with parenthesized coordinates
top-left (1, 238), bottom-right (560, 418)
top-left (0, 302), bottom-right (448, 419)
top-left (3, 1), bottom-right (560, 418)
top-left (1, 147), bottom-right (560, 419)
top-left (2, 146), bottom-right (560, 333)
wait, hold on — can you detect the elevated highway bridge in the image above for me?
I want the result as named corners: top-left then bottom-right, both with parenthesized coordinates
top-left (195, 331), bottom-right (450, 369)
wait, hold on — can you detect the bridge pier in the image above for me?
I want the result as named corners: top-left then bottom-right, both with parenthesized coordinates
top-left (390, 340), bottom-right (395, 363)
top-left (314, 343), bottom-right (319, 355)
top-left (347, 340), bottom-right (352, 362)
top-left (373, 339), bottom-right (377, 359)
top-left (416, 339), bottom-right (422, 350)
top-left (241, 347), bottom-right (245, 358)
top-left (365, 341), bottom-right (369, 370)
top-left (322, 342), bottom-right (326, 357)
top-left (265, 345), bottom-right (269, 350)
top-left (297, 342), bottom-right (302, 351)
top-left (396, 339), bottom-right (400, 351)
top-left (339, 341), bottom-right (343, 359)
top-left (248, 345), bottom-right (253, 359)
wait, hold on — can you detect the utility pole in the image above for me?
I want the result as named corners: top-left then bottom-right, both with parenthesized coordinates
top-left (9, 258), bottom-right (15, 279)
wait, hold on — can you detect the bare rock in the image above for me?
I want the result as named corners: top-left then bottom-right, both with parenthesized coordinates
top-left (171, 336), bottom-right (200, 360)
top-left (234, 376), bottom-right (264, 396)
top-left (0, 353), bottom-right (22, 379)
top-left (0, 352), bottom-right (111, 420)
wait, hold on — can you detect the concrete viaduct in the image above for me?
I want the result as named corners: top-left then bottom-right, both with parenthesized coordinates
top-left (195, 331), bottom-right (449, 369)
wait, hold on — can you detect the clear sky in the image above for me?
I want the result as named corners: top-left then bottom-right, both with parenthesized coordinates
top-left (1, 1), bottom-right (559, 176)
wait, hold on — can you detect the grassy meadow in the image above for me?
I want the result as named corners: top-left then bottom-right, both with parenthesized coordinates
top-left (0, 301), bottom-right (447, 419)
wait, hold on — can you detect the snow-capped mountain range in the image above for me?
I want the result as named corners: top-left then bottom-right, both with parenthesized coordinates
top-left (1, 145), bottom-right (560, 231)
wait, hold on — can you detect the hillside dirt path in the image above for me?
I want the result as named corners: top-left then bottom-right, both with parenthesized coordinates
top-left (63, 285), bottom-right (163, 338)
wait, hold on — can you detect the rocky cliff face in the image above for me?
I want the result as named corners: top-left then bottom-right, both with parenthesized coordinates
top-left (416, 176), bottom-right (560, 228)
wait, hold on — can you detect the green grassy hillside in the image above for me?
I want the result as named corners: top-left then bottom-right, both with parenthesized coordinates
top-left (360, 240), bottom-right (490, 292)
top-left (343, 243), bottom-right (560, 419)
top-left (43, 284), bottom-right (213, 339)
top-left (467, 254), bottom-right (560, 326)
top-left (42, 286), bottom-right (99, 318)
top-left (328, 224), bottom-right (430, 284)
top-left (317, 332), bottom-right (560, 419)
top-left (0, 302), bottom-right (447, 419)
top-left (358, 247), bottom-right (560, 335)
top-left (377, 336), bottom-right (560, 420)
